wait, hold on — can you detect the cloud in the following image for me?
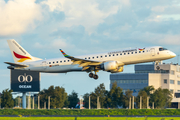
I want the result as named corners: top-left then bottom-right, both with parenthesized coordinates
top-left (41, 0), bottom-right (122, 34)
top-left (0, 0), bottom-right (42, 36)
top-left (34, 38), bottom-right (74, 51)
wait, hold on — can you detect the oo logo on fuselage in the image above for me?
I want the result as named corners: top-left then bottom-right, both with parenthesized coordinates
top-left (18, 73), bottom-right (33, 84)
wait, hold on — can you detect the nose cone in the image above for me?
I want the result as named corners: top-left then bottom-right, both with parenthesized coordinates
top-left (170, 52), bottom-right (176, 58)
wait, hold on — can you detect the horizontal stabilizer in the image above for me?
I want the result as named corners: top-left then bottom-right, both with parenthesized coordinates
top-left (4, 62), bottom-right (28, 67)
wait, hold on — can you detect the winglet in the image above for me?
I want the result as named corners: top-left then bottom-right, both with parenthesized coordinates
top-left (59, 49), bottom-right (70, 57)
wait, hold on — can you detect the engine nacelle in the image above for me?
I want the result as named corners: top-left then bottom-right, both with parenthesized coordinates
top-left (110, 66), bottom-right (124, 73)
top-left (101, 61), bottom-right (119, 71)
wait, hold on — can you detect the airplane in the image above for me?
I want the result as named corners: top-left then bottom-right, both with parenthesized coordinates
top-left (5, 39), bottom-right (176, 80)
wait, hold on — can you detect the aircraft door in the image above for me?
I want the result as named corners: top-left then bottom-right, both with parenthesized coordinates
top-left (42, 61), bottom-right (47, 69)
top-left (151, 48), bottom-right (155, 56)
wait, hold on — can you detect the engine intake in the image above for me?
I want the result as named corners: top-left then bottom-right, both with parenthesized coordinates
top-left (101, 61), bottom-right (118, 71)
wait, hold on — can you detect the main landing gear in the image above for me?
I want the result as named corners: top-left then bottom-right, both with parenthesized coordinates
top-left (89, 72), bottom-right (98, 80)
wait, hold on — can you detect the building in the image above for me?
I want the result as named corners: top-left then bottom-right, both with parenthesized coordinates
top-left (110, 63), bottom-right (180, 107)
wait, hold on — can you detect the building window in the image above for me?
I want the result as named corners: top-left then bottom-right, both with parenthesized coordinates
top-left (170, 80), bottom-right (174, 84)
top-left (164, 79), bottom-right (167, 84)
top-left (170, 89), bottom-right (174, 94)
top-left (178, 81), bottom-right (180, 85)
top-left (171, 70), bottom-right (175, 75)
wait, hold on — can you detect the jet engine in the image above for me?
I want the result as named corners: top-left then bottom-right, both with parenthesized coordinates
top-left (100, 61), bottom-right (124, 73)
top-left (110, 66), bottom-right (124, 73)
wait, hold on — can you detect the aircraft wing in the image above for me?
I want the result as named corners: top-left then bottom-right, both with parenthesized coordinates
top-left (4, 62), bottom-right (28, 67)
top-left (59, 49), bottom-right (102, 68)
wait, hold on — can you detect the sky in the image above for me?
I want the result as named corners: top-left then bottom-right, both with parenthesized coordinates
top-left (0, 0), bottom-right (180, 97)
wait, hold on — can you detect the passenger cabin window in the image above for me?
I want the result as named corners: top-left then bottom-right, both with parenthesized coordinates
top-left (159, 48), bottom-right (168, 51)
top-left (109, 55), bottom-right (111, 57)
top-left (49, 62), bottom-right (51, 64)
top-left (139, 51), bottom-right (141, 53)
top-left (128, 53), bottom-right (130, 54)
top-left (120, 53), bottom-right (122, 55)
top-left (101, 56), bottom-right (103, 58)
top-left (116, 54), bottom-right (118, 56)
top-left (64, 60), bottom-right (66, 62)
top-left (124, 53), bottom-right (126, 55)
top-left (143, 51), bottom-right (145, 53)
top-left (88, 57), bottom-right (90, 59)
top-left (56, 61), bottom-right (58, 63)
top-left (135, 52), bottom-right (137, 54)
top-left (68, 60), bottom-right (70, 62)
top-left (131, 52), bottom-right (133, 54)
top-left (60, 61), bottom-right (62, 63)
top-left (53, 62), bottom-right (55, 64)
top-left (113, 54), bottom-right (115, 56)
top-left (97, 56), bottom-right (98, 58)
top-left (92, 57), bottom-right (94, 59)
top-left (85, 58), bottom-right (87, 59)
top-left (105, 55), bottom-right (107, 57)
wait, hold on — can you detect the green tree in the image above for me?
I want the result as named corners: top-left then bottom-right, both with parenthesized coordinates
top-left (136, 91), bottom-right (147, 109)
top-left (163, 89), bottom-right (172, 108)
top-left (94, 83), bottom-right (108, 108)
top-left (141, 86), bottom-right (155, 96)
top-left (83, 93), bottom-right (90, 108)
top-left (39, 85), bottom-right (68, 108)
top-left (151, 88), bottom-right (172, 108)
top-left (1, 89), bottom-right (14, 108)
top-left (85, 83), bottom-right (108, 109)
top-left (122, 90), bottom-right (133, 108)
top-left (68, 90), bottom-right (79, 108)
top-left (106, 82), bottom-right (123, 108)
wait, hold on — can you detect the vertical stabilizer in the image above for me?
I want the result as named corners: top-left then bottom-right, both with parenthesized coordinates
top-left (7, 39), bottom-right (42, 63)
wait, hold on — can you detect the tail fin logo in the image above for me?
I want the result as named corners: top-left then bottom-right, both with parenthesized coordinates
top-left (13, 51), bottom-right (31, 62)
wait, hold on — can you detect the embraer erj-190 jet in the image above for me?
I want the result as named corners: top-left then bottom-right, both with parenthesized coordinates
top-left (5, 39), bottom-right (176, 80)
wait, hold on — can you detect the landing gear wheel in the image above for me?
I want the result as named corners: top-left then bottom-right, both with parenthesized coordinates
top-left (93, 74), bottom-right (98, 80)
top-left (89, 73), bottom-right (94, 78)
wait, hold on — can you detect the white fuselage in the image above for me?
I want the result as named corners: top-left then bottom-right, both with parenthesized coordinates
top-left (19, 46), bottom-right (176, 73)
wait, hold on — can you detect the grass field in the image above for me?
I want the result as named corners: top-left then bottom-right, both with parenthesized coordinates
top-left (0, 117), bottom-right (180, 120)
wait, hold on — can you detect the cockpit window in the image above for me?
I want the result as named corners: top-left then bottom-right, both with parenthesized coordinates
top-left (159, 48), bottom-right (168, 51)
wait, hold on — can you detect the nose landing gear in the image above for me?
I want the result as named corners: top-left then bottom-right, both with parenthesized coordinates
top-left (89, 72), bottom-right (99, 80)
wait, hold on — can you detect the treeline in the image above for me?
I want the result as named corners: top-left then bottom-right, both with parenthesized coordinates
top-left (83, 83), bottom-right (172, 109)
top-left (0, 83), bottom-right (173, 109)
